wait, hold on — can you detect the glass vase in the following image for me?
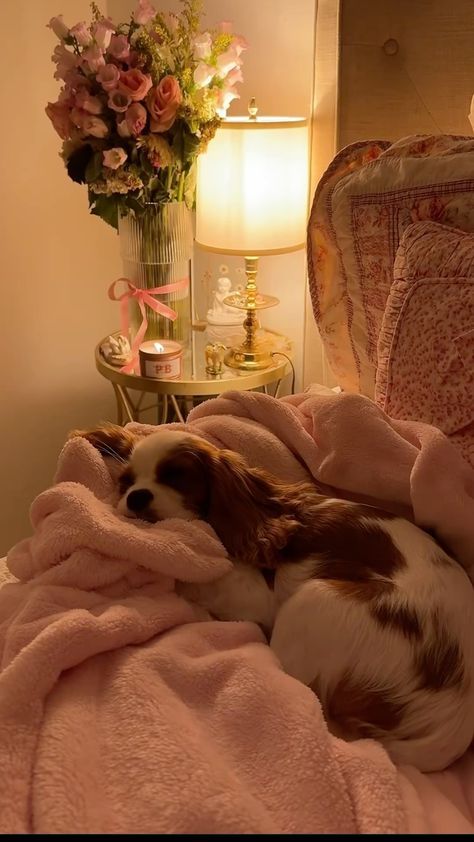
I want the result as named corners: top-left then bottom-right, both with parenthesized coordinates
top-left (118, 202), bottom-right (193, 350)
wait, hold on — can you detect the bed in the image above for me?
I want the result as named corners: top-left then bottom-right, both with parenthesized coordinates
top-left (1, 135), bottom-right (474, 833)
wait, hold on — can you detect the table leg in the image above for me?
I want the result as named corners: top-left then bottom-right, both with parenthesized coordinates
top-left (116, 385), bottom-right (136, 423)
top-left (112, 384), bottom-right (124, 425)
top-left (160, 395), bottom-right (169, 425)
top-left (170, 394), bottom-right (186, 423)
top-left (274, 379), bottom-right (283, 398)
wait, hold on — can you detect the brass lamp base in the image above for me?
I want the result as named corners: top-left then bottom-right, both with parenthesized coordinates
top-left (223, 256), bottom-right (279, 371)
top-left (224, 342), bottom-right (274, 371)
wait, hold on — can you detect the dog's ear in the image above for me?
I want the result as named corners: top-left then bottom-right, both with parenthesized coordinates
top-left (68, 423), bottom-right (137, 461)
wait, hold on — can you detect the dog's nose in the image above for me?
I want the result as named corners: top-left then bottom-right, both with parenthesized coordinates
top-left (126, 488), bottom-right (153, 513)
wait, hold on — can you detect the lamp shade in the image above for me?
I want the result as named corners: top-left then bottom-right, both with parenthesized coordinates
top-left (196, 117), bottom-right (309, 256)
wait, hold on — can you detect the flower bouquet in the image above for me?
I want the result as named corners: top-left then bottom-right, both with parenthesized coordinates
top-left (45, 0), bottom-right (246, 353)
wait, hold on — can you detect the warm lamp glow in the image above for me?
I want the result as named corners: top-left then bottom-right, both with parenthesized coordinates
top-left (196, 117), bottom-right (309, 255)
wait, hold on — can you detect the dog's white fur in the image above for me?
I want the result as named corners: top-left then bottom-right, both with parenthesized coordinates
top-left (88, 428), bottom-right (474, 772)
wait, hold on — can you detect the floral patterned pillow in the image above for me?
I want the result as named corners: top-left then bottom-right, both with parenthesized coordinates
top-left (375, 221), bottom-right (474, 468)
top-left (307, 135), bottom-right (474, 397)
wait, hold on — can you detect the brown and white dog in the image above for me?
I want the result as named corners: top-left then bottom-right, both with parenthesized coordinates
top-left (74, 424), bottom-right (474, 772)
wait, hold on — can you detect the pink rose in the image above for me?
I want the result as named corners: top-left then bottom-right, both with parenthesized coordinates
top-left (108, 34), bottom-right (130, 61)
top-left (108, 90), bottom-right (131, 113)
top-left (45, 101), bottom-right (73, 140)
top-left (82, 43), bottom-right (105, 72)
top-left (125, 103), bottom-right (147, 136)
top-left (70, 21), bottom-right (92, 46)
top-left (47, 15), bottom-right (69, 39)
top-left (82, 115), bottom-right (109, 138)
top-left (133, 0), bottom-right (156, 25)
top-left (147, 75), bottom-right (182, 133)
top-left (119, 68), bottom-right (152, 102)
top-left (103, 148), bottom-right (128, 169)
top-left (97, 63), bottom-right (120, 91)
top-left (75, 90), bottom-right (103, 114)
top-left (92, 18), bottom-right (115, 50)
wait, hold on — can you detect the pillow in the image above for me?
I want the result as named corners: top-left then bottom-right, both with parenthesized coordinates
top-left (375, 221), bottom-right (474, 469)
top-left (307, 134), bottom-right (474, 397)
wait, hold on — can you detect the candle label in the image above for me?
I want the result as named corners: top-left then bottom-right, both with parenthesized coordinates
top-left (144, 356), bottom-right (181, 379)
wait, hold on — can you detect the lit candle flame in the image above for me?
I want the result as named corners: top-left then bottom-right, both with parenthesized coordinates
top-left (154, 342), bottom-right (165, 352)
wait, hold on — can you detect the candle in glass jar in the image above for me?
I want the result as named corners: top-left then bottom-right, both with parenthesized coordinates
top-left (138, 340), bottom-right (183, 380)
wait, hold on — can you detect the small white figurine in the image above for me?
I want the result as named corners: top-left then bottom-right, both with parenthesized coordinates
top-left (207, 275), bottom-right (244, 326)
top-left (100, 334), bottom-right (131, 366)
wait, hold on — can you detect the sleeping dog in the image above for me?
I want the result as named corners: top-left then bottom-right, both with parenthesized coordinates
top-left (73, 424), bottom-right (474, 772)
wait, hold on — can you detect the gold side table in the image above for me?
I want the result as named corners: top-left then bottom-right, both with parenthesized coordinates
top-left (95, 328), bottom-right (292, 425)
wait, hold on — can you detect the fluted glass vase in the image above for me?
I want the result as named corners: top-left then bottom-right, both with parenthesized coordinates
top-left (118, 202), bottom-right (193, 350)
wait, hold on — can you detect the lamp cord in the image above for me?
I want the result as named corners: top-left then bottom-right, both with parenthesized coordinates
top-left (270, 352), bottom-right (295, 395)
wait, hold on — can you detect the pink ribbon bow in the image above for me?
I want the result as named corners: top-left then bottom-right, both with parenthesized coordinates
top-left (108, 277), bottom-right (189, 373)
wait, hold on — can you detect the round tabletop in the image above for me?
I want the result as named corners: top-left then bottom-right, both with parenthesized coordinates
top-left (95, 328), bottom-right (291, 397)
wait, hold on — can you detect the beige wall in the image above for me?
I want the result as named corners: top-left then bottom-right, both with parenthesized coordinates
top-left (338, 0), bottom-right (474, 148)
top-left (110, 0), bottom-right (318, 393)
top-left (0, 0), bottom-right (121, 555)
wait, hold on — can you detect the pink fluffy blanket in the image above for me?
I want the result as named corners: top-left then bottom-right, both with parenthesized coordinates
top-left (2, 388), bottom-right (474, 833)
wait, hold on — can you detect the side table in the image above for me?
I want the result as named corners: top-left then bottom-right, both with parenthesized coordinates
top-left (95, 328), bottom-right (293, 425)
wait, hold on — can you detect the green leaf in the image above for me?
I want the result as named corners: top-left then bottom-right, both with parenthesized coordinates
top-left (90, 194), bottom-right (119, 230)
top-left (85, 151), bottom-right (104, 184)
top-left (124, 195), bottom-right (145, 216)
top-left (182, 130), bottom-right (201, 164)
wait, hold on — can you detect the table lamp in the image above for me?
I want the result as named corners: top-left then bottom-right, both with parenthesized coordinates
top-left (196, 102), bottom-right (309, 370)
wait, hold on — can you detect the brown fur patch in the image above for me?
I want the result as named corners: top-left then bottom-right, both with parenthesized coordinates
top-left (322, 578), bottom-right (394, 602)
top-left (156, 449), bottom-right (209, 515)
top-left (370, 598), bottom-right (422, 640)
top-left (416, 612), bottom-right (464, 690)
top-left (118, 467), bottom-right (136, 496)
top-left (153, 438), bottom-right (406, 587)
top-left (322, 672), bottom-right (406, 739)
top-left (303, 513), bottom-right (405, 583)
top-left (70, 423), bottom-right (137, 461)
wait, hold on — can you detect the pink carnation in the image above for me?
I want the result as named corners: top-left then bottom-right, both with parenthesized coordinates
top-left (75, 90), bottom-right (103, 114)
top-left (108, 90), bottom-right (132, 113)
top-left (47, 15), bottom-right (69, 39)
top-left (125, 103), bottom-right (147, 136)
top-left (82, 43), bottom-right (105, 72)
top-left (119, 68), bottom-right (152, 102)
top-left (70, 21), bottom-right (91, 46)
top-left (97, 64), bottom-right (120, 91)
top-left (147, 75), bottom-right (182, 133)
top-left (133, 0), bottom-right (156, 25)
top-left (108, 34), bottom-right (130, 61)
top-left (52, 44), bottom-right (77, 81)
top-left (45, 101), bottom-right (74, 140)
top-left (92, 18), bottom-right (115, 50)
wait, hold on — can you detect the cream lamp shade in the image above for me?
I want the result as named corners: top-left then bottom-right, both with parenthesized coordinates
top-left (196, 116), bottom-right (309, 255)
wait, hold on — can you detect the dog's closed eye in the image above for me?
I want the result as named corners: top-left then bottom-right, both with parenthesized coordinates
top-left (118, 467), bottom-right (136, 496)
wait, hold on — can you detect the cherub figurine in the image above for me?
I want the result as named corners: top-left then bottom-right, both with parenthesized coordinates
top-left (207, 274), bottom-right (244, 326)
